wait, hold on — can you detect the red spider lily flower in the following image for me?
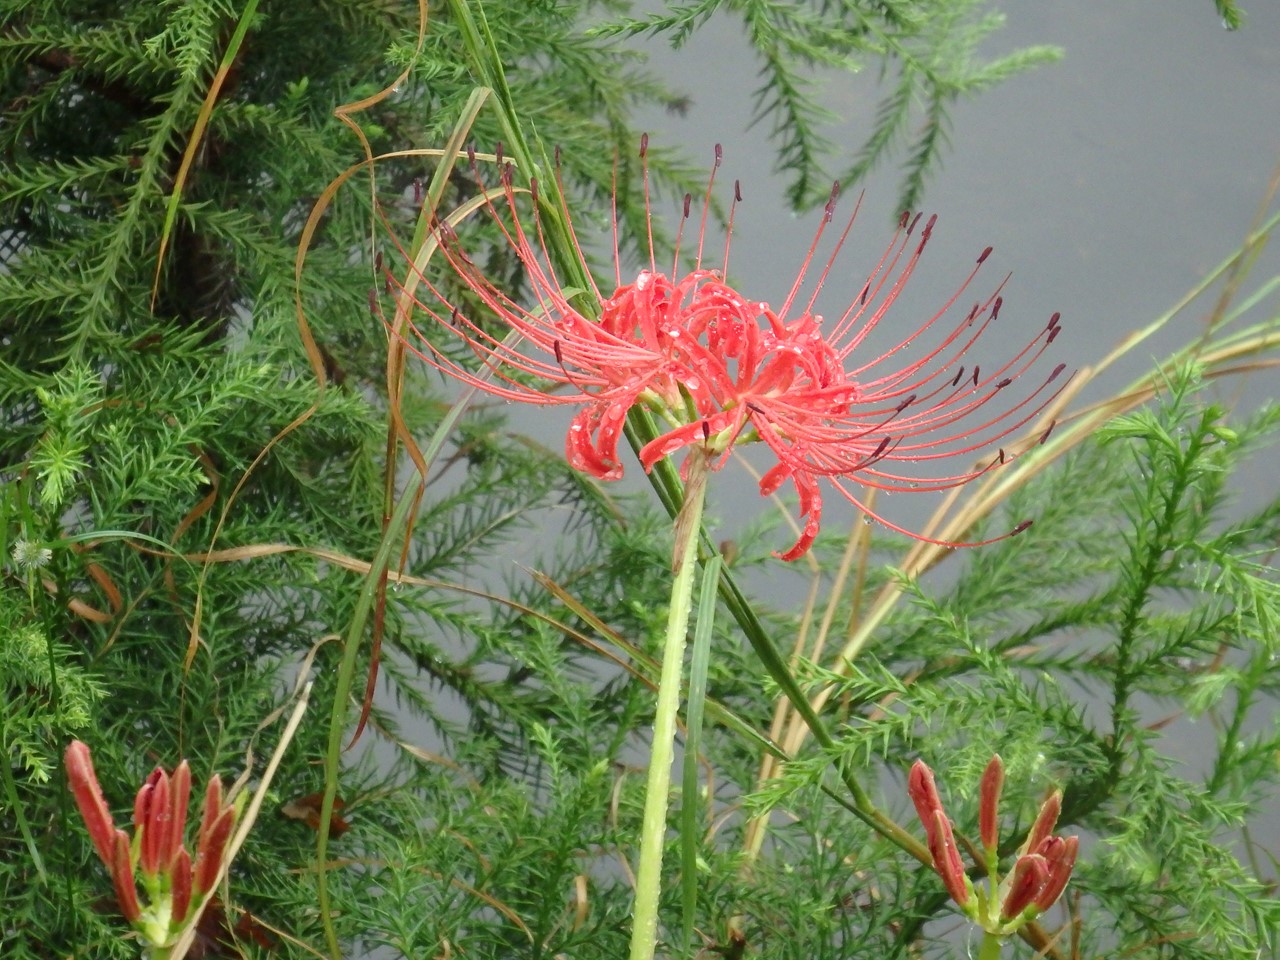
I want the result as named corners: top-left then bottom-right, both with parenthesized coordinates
top-left (907, 755), bottom-right (1079, 936)
top-left (384, 137), bottom-right (1068, 559)
top-left (64, 740), bottom-right (238, 948)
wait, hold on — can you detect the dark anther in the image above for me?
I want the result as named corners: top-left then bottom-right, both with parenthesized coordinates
top-left (367, 288), bottom-right (378, 313)
top-left (1048, 327), bottom-right (1061, 344)
top-left (860, 283), bottom-right (870, 305)
top-left (997, 448), bottom-right (1006, 464)
top-left (640, 132), bottom-right (649, 158)
top-left (495, 141), bottom-right (504, 165)
top-left (682, 193), bottom-right (692, 218)
top-left (449, 306), bottom-right (461, 327)
top-left (991, 297), bottom-right (1003, 320)
top-left (383, 276), bottom-right (393, 295)
top-left (898, 211), bottom-right (911, 229)
top-left (908, 212), bottom-right (923, 234)
top-left (824, 182), bottom-right (840, 223)
top-left (553, 340), bottom-right (563, 364)
top-left (996, 378), bottom-right (1012, 389)
top-left (374, 251), bottom-right (383, 272)
top-left (1048, 311), bottom-right (1061, 330)
top-left (1039, 421), bottom-right (1056, 445)
top-left (1048, 362), bottom-right (1066, 382)
top-left (734, 180), bottom-right (742, 203)
top-left (530, 177), bottom-right (539, 203)
top-left (977, 246), bottom-right (993, 265)
top-left (895, 394), bottom-right (916, 413)
top-left (555, 144), bottom-right (562, 166)
top-left (467, 143), bottom-right (476, 166)
top-left (413, 178), bottom-right (422, 205)
top-left (745, 401), bottom-right (765, 415)
top-left (1011, 519), bottom-right (1034, 536)
top-left (920, 214), bottom-right (937, 241)
top-left (971, 366), bottom-right (981, 386)
top-left (950, 366), bottom-right (965, 387)
top-left (714, 143), bottom-right (723, 166)
top-left (966, 303), bottom-right (980, 323)
top-left (701, 420), bottom-right (711, 440)
top-left (869, 436), bottom-right (892, 460)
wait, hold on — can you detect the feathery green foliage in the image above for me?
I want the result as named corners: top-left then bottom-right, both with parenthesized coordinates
top-left (593, 0), bottom-right (1061, 210)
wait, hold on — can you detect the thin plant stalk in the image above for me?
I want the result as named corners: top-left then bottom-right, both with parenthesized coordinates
top-left (630, 448), bottom-right (710, 960)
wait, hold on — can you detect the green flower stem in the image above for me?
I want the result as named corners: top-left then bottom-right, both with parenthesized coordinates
top-left (629, 448), bottom-right (710, 960)
top-left (979, 930), bottom-right (1003, 960)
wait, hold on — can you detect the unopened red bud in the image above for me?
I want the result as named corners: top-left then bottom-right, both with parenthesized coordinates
top-left (929, 810), bottom-right (970, 907)
top-left (171, 847), bottom-right (194, 925)
top-left (1023, 790), bottom-right (1062, 855)
top-left (164, 760), bottom-right (191, 873)
top-left (64, 741), bottom-right (117, 870)
top-left (1001, 854), bottom-right (1049, 920)
top-left (1034, 835), bottom-right (1079, 910)
top-left (111, 829), bottom-right (142, 923)
top-left (908, 760), bottom-right (945, 845)
top-left (979, 755), bottom-right (1004, 851)
top-left (193, 805), bottom-right (236, 899)
top-left (196, 775), bottom-right (225, 846)
top-left (135, 768), bottom-right (168, 878)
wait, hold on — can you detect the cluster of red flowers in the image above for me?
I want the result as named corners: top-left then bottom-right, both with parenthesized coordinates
top-left (909, 756), bottom-right (1078, 933)
top-left (387, 137), bottom-right (1068, 558)
top-left (65, 740), bottom-right (237, 948)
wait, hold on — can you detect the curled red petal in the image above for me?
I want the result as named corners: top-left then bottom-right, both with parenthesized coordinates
top-left (566, 406), bottom-right (624, 479)
top-left (111, 828), bottom-right (142, 924)
top-left (775, 470), bottom-right (822, 561)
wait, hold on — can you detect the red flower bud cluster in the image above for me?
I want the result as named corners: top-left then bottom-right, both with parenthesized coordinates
top-left (908, 756), bottom-right (1078, 936)
top-left (65, 740), bottom-right (237, 948)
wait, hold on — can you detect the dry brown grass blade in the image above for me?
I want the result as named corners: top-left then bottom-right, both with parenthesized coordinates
top-left (149, 0), bottom-right (259, 311)
top-left (355, 87), bottom-right (494, 744)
